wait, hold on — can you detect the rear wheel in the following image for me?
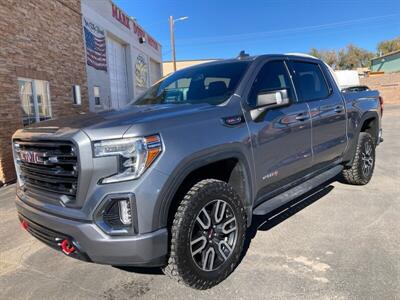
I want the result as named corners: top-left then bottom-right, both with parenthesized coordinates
top-left (341, 132), bottom-right (376, 185)
top-left (164, 179), bottom-right (246, 289)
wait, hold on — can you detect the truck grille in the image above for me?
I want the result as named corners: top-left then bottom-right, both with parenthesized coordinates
top-left (14, 140), bottom-right (79, 203)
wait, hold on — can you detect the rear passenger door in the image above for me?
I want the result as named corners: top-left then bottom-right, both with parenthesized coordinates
top-left (244, 59), bottom-right (312, 202)
top-left (289, 60), bottom-right (347, 169)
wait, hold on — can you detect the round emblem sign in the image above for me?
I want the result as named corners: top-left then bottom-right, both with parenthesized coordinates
top-left (135, 55), bottom-right (148, 88)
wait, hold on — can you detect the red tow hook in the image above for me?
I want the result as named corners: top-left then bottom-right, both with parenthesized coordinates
top-left (21, 220), bottom-right (29, 231)
top-left (60, 239), bottom-right (76, 255)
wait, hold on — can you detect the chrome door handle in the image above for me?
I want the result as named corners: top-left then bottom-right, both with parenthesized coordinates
top-left (334, 105), bottom-right (344, 113)
top-left (295, 113), bottom-right (309, 121)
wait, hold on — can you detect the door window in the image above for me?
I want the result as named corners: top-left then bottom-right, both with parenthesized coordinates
top-left (292, 61), bottom-right (330, 102)
top-left (248, 60), bottom-right (294, 107)
top-left (18, 79), bottom-right (52, 126)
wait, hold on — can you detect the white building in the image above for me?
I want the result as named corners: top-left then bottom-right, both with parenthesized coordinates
top-left (81, 0), bottom-right (162, 112)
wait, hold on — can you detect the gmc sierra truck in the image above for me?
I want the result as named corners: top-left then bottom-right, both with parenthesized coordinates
top-left (13, 54), bottom-right (383, 289)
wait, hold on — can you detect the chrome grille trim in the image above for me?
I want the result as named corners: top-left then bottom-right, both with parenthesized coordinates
top-left (14, 139), bottom-right (79, 203)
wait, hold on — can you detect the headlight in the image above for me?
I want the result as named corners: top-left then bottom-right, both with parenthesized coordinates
top-left (93, 135), bottom-right (162, 184)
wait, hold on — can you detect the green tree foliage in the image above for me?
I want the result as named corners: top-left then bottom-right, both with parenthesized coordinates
top-left (309, 45), bottom-right (373, 70)
top-left (309, 48), bottom-right (339, 69)
top-left (377, 36), bottom-right (400, 55)
top-left (339, 44), bottom-right (374, 69)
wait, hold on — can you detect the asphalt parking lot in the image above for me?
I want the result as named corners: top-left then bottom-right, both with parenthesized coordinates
top-left (0, 105), bottom-right (399, 300)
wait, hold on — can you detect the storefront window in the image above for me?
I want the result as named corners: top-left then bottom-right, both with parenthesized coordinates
top-left (94, 86), bottom-right (101, 106)
top-left (18, 78), bottom-right (52, 126)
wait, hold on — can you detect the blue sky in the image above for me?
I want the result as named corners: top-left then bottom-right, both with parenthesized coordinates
top-left (114, 0), bottom-right (400, 61)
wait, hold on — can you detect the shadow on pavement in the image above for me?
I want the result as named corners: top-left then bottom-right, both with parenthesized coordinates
top-left (240, 182), bottom-right (335, 263)
top-left (114, 266), bottom-right (164, 275)
top-left (115, 180), bottom-right (336, 276)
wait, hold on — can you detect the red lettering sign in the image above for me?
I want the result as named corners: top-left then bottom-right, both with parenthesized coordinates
top-left (111, 4), bottom-right (130, 29)
top-left (147, 35), bottom-right (159, 51)
top-left (133, 22), bottom-right (145, 38)
top-left (133, 22), bottom-right (159, 51)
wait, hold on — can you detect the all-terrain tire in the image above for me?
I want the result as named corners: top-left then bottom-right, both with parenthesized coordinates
top-left (163, 179), bottom-right (246, 289)
top-left (341, 132), bottom-right (376, 185)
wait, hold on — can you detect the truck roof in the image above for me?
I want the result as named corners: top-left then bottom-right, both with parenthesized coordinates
top-left (181, 53), bottom-right (321, 69)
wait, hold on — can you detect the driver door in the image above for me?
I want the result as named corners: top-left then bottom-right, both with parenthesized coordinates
top-left (244, 59), bottom-right (312, 203)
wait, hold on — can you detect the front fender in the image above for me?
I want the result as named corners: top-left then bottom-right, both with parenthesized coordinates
top-left (154, 145), bottom-right (255, 229)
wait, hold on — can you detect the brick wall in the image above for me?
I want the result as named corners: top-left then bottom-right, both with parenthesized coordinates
top-left (361, 72), bottom-right (400, 104)
top-left (0, 0), bottom-right (88, 184)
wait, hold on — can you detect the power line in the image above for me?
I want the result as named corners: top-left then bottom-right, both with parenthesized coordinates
top-left (172, 14), bottom-right (400, 47)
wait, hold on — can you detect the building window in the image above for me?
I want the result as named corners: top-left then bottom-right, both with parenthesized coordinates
top-left (94, 86), bottom-right (101, 105)
top-left (18, 78), bottom-right (52, 126)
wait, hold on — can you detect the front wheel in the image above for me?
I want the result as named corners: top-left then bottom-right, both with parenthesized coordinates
top-left (341, 132), bottom-right (376, 185)
top-left (164, 179), bottom-right (246, 289)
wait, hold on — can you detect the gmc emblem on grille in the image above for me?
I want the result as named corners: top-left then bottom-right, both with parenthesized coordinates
top-left (19, 150), bottom-right (45, 165)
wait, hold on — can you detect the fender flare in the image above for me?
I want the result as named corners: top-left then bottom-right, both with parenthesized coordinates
top-left (154, 147), bottom-right (255, 229)
top-left (344, 110), bottom-right (379, 164)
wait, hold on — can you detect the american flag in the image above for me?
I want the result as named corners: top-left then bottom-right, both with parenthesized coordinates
top-left (84, 27), bottom-right (107, 72)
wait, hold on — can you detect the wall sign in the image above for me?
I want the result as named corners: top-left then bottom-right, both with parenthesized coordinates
top-left (112, 4), bottom-right (130, 29)
top-left (135, 55), bottom-right (148, 88)
top-left (133, 22), bottom-right (159, 52)
top-left (84, 18), bottom-right (107, 72)
top-left (111, 3), bottom-right (160, 52)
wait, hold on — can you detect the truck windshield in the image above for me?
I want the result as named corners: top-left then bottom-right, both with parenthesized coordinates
top-left (133, 61), bottom-right (250, 106)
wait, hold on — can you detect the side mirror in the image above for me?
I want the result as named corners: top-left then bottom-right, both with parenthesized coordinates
top-left (251, 88), bottom-right (290, 120)
top-left (256, 88), bottom-right (290, 107)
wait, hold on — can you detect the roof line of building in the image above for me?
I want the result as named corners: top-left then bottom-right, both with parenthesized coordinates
top-left (107, 0), bottom-right (161, 46)
top-left (372, 49), bottom-right (400, 61)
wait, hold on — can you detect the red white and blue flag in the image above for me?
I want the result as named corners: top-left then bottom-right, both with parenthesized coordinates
top-left (84, 24), bottom-right (107, 72)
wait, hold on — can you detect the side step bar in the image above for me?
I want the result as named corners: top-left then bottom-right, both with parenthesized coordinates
top-left (253, 165), bottom-right (343, 215)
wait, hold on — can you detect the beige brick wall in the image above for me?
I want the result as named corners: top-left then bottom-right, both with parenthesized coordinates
top-left (0, 0), bottom-right (88, 184)
top-left (361, 73), bottom-right (400, 104)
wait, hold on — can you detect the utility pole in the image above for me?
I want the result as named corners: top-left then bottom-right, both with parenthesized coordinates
top-left (169, 16), bottom-right (176, 72)
top-left (169, 16), bottom-right (188, 72)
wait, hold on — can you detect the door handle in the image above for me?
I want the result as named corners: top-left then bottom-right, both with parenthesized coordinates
top-left (334, 105), bottom-right (344, 113)
top-left (295, 113), bottom-right (309, 121)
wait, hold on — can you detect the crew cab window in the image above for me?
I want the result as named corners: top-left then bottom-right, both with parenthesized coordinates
top-left (248, 60), bottom-right (294, 107)
top-left (292, 61), bottom-right (330, 102)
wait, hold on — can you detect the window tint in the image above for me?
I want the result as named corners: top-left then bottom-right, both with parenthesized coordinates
top-left (292, 61), bottom-right (330, 102)
top-left (134, 61), bottom-right (250, 106)
top-left (248, 60), bottom-right (293, 106)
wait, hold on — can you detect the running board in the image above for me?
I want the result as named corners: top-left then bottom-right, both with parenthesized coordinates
top-left (253, 165), bottom-right (343, 215)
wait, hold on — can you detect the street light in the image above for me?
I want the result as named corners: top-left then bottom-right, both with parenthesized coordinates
top-left (169, 16), bottom-right (189, 72)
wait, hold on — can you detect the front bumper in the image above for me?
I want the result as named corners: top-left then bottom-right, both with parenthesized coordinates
top-left (16, 195), bottom-right (168, 267)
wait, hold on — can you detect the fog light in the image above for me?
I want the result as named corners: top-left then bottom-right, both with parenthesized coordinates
top-left (118, 199), bottom-right (132, 225)
top-left (95, 194), bottom-right (137, 235)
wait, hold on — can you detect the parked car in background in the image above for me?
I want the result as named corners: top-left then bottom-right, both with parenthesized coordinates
top-left (13, 53), bottom-right (382, 289)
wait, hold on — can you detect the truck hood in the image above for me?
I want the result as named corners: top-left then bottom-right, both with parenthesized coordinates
top-left (27, 103), bottom-right (212, 140)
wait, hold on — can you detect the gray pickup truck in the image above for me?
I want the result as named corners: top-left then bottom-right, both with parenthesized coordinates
top-left (13, 53), bottom-right (383, 289)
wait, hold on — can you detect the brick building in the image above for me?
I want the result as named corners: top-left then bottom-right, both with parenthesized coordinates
top-left (0, 0), bottom-right (89, 185)
top-left (361, 72), bottom-right (400, 105)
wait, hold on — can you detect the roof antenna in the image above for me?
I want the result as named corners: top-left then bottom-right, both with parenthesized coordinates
top-left (237, 50), bottom-right (249, 59)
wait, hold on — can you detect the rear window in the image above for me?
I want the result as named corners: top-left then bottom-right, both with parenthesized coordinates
top-left (292, 61), bottom-right (330, 102)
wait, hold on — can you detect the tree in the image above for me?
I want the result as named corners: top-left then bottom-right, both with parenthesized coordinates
top-left (309, 45), bottom-right (373, 70)
top-left (309, 48), bottom-right (339, 69)
top-left (339, 44), bottom-right (374, 69)
top-left (377, 37), bottom-right (400, 55)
